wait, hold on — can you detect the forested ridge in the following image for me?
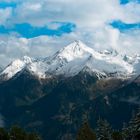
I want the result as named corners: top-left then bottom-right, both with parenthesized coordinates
top-left (0, 109), bottom-right (139, 140)
top-left (76, 109), bottom-right (140, 140)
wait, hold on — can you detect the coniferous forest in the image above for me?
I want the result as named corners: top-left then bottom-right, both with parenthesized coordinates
top-left (0, 109), bottom-right (139, 140)
top-left (76, 109), bottom-right (140, 140)
top-left (0, 125), bottom-right (41, 140)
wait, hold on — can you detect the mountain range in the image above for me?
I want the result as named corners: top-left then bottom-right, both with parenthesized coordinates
top-left (0, 40), bottom-right (140, 140)
top-left (1, 40), bottom-right (140, 80)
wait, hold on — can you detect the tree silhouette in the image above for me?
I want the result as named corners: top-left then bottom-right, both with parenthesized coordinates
top-left (0, 125), bottom-right (41, 140)
top-left (76, 122), bottom-right (96, 140)
top-left (96, 119), bottom-right (112, 140)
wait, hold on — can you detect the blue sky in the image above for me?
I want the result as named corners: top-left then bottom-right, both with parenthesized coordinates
top-left (0, 0), bottom-right (139, 38)
top-left (0, 22), bottom-right (75, 38)
top-left (112, 0), bottom-right (140, 31)
top-left (0, 0), bottom-right (140, 66)
top-left (111, 20), bottom-right (140, 31)
top-left (120, 0), bottom-right (140, 4)
top-left (0, 2), bottom-right (17, 8)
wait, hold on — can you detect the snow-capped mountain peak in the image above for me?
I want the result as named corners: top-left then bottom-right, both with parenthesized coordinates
top-left (0, 56), bottom-right (34, 80)
top-left (0, 40), bottom-right (140, 81)
top-left (54, 40), bottom-right (95, 62)
top-left (45, 41), bottom-right (134, 77)
top-left (22, 56), bottom-right (32, 64)
top-left (1, 59), bottom-right (26, 80)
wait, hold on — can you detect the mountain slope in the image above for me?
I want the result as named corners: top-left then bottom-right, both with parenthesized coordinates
top-left (0, 40), bottom-right (140, 140)
top-left (0, 56), bottom-right (33, 80)
top-left (0, 70), bottom-right (139, 140)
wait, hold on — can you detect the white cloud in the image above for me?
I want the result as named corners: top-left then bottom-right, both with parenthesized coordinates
top-left (0, 7), bottom-right (12, 25)
top-left (1, 26), bottom-right (140, 67)
top-left (119, 2), bottom-right (140, 23)
top-left (6, 0), bottom-right (140, 27)
top-left (1, 0), bottom-right (140, 27)
top-left (0, 35), bottom-right (69, 67)
top-left (46, 22), bottom-right (63, 30)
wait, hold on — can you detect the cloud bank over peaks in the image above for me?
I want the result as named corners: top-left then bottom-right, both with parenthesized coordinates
top-left (0, 26), bottom-right (140, 67)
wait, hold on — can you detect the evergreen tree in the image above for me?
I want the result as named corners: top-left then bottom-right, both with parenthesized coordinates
top-left (122, 122), bottom-right (130, 140)
top-left (129, 109), bottom-right (140, 140)
top-left (0, 125), bottom-right (41, 140)
top-left (26, 133), bottom-right (41, 140)
top-left (111, 130), bottom-right (123, 140)
top-left (9, 125), bottom-right (26, 140)
top-left (0, 128), bottom-right (9, 140)
top-left (76, 122), bottom-right (96, 140)
top-left (96, 119), bottom-right (112, 140)
top-left (122, 109), bottom-right (140, 140)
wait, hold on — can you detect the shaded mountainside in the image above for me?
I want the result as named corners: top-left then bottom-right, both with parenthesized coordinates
top-left (0, 70), bottom-right (140, 140)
